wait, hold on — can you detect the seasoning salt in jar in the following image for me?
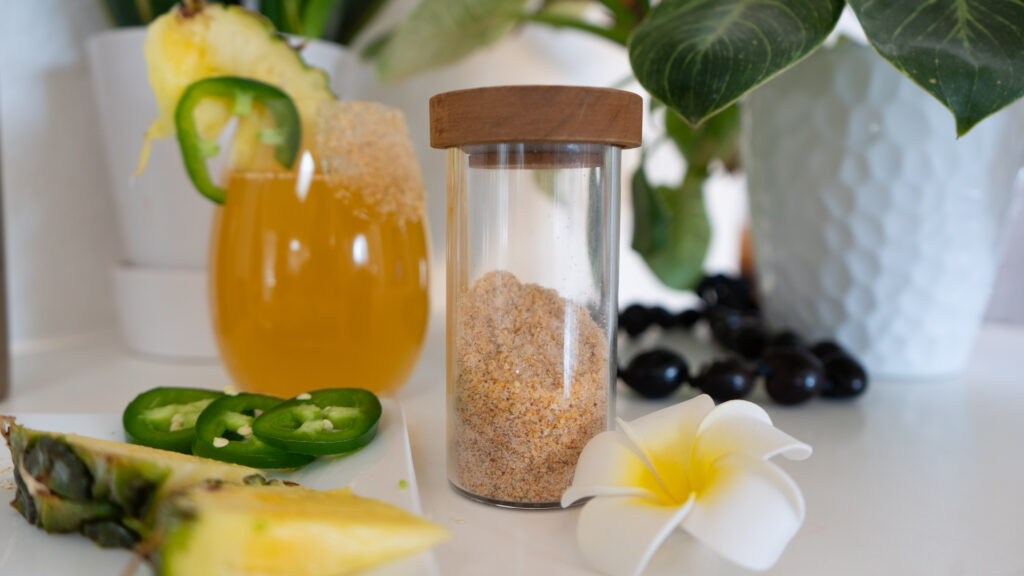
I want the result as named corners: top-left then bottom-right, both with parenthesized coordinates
top-left (430, 86), bottom-right (642, 508)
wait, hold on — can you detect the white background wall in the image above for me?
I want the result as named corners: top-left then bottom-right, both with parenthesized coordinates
top-left (0, 0), bottom-right (726, 352)
top-left (1, 0), bottom-right (1018, 352)
top-left (1, 0), bottom-right (119, 350)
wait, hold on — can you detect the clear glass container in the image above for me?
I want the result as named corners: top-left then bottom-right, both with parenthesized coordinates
top-left (432, 86), bottom-right (642, 508)
top-left (210, 102), bottom-right (430, 397)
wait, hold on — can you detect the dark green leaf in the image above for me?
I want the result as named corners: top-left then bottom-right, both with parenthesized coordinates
top-left (631, 165), bottom-right (710, 290)
top-left (374, 0), bottom-right (529, 82)
top-left (629, 0), bottom-right (844, 126)
top-left (848, 0), bottom-right (1024, 136)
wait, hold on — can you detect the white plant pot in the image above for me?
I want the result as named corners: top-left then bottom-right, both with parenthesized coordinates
top-left (88, 28), bottom-right (354, 358)
top-left (743, 42), bottom-right (1024, 379)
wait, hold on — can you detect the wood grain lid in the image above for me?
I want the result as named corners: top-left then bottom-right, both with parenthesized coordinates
top-left (429, 85), bottom-right (643, 149)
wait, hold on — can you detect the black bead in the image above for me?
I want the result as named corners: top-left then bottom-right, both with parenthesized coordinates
top-left (822, 354), bottom-right (869, 398)
top-left (769, 330), bottom-right (806, 349)
top-left (734, 321), bottom-right (769, 360)
top-left (763, 347), bottom-right (824, 405)
top-left (696, 274), bottom-right (758, 312)
top-left (648, 306), bottom-right (675, 329)
top-left (674, 309), bottom-right (702, 329)
top-left (695, 358), bottom-right (756, 402)
top-left (810, 340), bottom-right (846, 361)
top-left (707, 307), bottom-right (746, 350)
top-left (621, 349), bottom-right (690, 399)
top-left (618, 304), bottom-right (650, 338)
top-left (696, 275), bottom-right (731, 307)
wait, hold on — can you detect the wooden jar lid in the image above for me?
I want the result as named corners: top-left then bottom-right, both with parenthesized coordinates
top-left (429, 85), bottom-right (643, 149)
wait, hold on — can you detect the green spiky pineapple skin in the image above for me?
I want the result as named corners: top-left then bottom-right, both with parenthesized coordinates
top-left (3, 418), bottom-right (264, 546)
top-left (6, 422), bottom-right (168, 534)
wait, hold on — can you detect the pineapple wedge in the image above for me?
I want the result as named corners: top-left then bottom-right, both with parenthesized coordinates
top-left (4, 417), bottom-right (450, 575)
top-left (156, 484), bottom-right (450, 576)
top-left (2, 416), bottom-right (264, 544)
top-left (140, 2), bottom-right (333, 171)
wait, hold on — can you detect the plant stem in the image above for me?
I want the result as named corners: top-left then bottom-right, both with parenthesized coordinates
top-left (519, 12), bottom-right (630, 46)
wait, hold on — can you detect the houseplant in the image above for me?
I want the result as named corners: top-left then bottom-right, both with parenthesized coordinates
top-left (90, 0), bottom-right (382, 358)
top-left (369, 0), bottom-right (1024, 376)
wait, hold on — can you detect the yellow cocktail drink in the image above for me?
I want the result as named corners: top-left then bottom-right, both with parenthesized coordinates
top-left (210, 170), bottom-right (429, 397)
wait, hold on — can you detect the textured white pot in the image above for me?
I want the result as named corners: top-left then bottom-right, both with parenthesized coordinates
top-left (88, 28), bottom-right (354, 358)
top-left (743, 42), bottom-right (1024, 379)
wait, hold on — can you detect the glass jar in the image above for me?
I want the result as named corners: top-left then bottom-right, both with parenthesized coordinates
top-left (210, 101), bottom-right (430, 397)
top-left (431, 86), bottom-right (642, 508)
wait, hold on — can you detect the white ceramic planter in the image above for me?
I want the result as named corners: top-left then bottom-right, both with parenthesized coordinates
top-left (743, 42), bottom-right (1024, 379)
top-left (88, 27), bottom-right (353, 358)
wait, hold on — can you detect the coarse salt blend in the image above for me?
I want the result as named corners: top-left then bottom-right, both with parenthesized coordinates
top-left (430, 86), bottom-right (642, 508)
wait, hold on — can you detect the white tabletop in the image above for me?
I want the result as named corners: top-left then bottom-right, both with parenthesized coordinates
top-left (3, 322), bottom-right (1024, 576)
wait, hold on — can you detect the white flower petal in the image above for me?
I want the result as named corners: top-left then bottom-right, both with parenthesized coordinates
top-left (681, 453), bottom-right (806, 571)
top-left (691, 400), bottom-right (811, 488)
top-left (562, 431), bottom-right (672, 507)
top-left (617, 394), bottom-right (715, 501)
top-left (577, 494), bottom-right (695, 576)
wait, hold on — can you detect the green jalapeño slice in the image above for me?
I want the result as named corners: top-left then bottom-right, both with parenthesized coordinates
top-left (192, 393), bottom-right (315, 469)
top-left (123, 387), bottom-right (223, 453)
top-left (252, 389), bottom-right (382, 457)
top-left (175, 76), bottom-right (301, 204)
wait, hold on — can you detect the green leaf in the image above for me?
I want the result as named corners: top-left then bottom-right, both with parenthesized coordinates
top-left (631, 165), bottom-right (710, 290)
top-left (258, 0), bottom-right (304, 35)
top-left (848, 0), bottom-right (1024, 137)
top-left (631, 166), bottom-right (669, 256)
top-left (374, 0), bottom-right (529, 82)
top-left (629, 0), bottom-right (845, 126)
top-left (665, 102), bottom-right (741, 172)
top-left (299, 0), bottom-right (342, 39)
top-left (360, 30), bottom-right (395, 61)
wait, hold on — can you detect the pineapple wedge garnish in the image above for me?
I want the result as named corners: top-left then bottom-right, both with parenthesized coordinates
top-left (2, 416), bottom-right (263, 543)
top-left (3, 417), bottom-right (450, 574)
top-left (156, 484), bottom-right (450, 576)
top-left (139, 1), bottom-right (333, 171)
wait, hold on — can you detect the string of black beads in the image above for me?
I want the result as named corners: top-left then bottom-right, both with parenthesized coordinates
top-left (617, 274), bottom-right (868, 404)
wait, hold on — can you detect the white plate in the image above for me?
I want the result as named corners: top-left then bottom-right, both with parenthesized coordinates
top-left (0, 399), bottom-right (438, 576)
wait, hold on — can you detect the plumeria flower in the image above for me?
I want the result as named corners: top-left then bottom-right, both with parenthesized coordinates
top-left (562, 394), bottom-right (811, 576)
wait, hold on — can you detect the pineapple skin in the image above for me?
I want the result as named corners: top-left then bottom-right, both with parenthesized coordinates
top-left (157, 485), bottom-right (451, 576)
top-left (2, 416), bottom-right (263, 540)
